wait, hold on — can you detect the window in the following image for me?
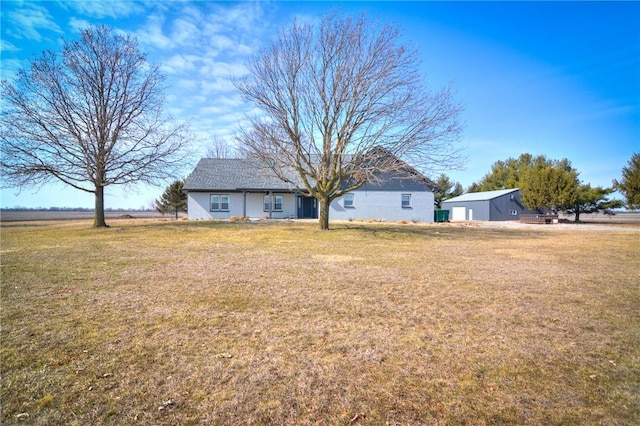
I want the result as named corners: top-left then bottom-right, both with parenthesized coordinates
top-left (344, 193), bottom-right (354, 208)
top-left (210, 194), bottom-right (230, 212)
top-left (401, 194), bottom-right (411, 208)
top-left (510, 210), bottom-right (518, 216)
top-left (264, 195), bottom-right (283, 211)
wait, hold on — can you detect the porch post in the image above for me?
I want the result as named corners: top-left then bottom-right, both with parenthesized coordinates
top-left (242, 191), bottom-right (247, 218)
top-left (268, 190), bottom-right (273, 219)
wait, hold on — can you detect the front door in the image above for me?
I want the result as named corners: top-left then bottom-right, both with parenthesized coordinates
top-left (298, 196), bottom-right (318, 219)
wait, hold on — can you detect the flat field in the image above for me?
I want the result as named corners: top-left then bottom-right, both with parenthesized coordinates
top-left (1, 220), bottom-right (639, 425)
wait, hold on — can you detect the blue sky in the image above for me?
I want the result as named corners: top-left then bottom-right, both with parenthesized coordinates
top-left (1, 1), bottom-right (638, 209)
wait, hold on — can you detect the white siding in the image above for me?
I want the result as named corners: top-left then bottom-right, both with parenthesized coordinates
top-left (330, 190), bottom-right (434, 222)
top-left (451, 206), bottom-right (466, 221)
top-left (245, 192), bottom-right (296, 219)
top-left (187, 192), bottom-right (296, 220)
top-left (188, 192), bottom-right (212, 220)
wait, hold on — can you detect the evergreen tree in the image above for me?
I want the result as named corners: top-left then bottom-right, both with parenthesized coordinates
top-left (469, 153), bottom-right (547, 191)
top-left (564, 184), bottom-right (623, 222)
top-left (434, 174), bottom-right (463, 208)
top-left (613, 152), bottom-right (640, 210)
top-left (521, 159), bottom-right (579, 213)
top-left (156, 179), bottom-right (187, 219)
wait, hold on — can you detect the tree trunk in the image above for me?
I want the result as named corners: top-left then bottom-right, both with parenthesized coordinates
top-left (94, 185), bottom-right (108, 227)
top-left (574, 203), bottom-right (580, 222)
top-left (318, 195), bottom-right (330, 230)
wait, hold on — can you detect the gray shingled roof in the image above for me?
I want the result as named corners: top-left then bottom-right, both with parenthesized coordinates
top-left (183, 158), bottom-right (301, 191)
top-left (442, 188), bottom-right (519, 203)
top-left (184, 155), bottom-right (439, 193)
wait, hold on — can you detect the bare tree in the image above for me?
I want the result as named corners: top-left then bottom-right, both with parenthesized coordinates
top-left (235, 12), bottom-right (463, 229)
top-left (205, 135), bottom-right (237, 158)
top-left (1, 26), bottom-right (191, 227)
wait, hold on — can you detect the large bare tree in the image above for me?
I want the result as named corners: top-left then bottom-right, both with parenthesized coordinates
top-left (1, 26), bottom-right (190, 227)
top-left (236, 12), bottom-right (464, 230)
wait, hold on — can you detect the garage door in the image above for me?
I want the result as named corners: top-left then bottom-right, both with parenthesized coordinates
top-left (451, 206), bottom-right (466, 221)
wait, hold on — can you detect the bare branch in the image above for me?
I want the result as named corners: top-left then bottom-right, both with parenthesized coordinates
top-left (235, 11), bottom-right (465, 229)
top-left (0, 25), bottom-right (192, 226)
top-left (205, 135), bottom-right (238, 159)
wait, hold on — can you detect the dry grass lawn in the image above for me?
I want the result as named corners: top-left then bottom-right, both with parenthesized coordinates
top-left (1, 219), bottom-right (639, 425)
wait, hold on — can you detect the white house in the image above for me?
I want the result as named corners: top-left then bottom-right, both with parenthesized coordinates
top-left (183, 157), bottom-right (438, 223)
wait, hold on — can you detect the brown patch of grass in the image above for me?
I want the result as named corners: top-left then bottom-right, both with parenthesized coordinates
top-left (1, 220), bottom-right (639, 424)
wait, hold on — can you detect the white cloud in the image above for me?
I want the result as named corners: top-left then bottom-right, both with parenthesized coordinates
top-left (179, 5), bottom-right (204, 22)
top-left (134, 14), bottom-right (174, 50)
top-left (164, 105), bottom-right (186, 118)
top-left (160, 54), bottom-right (200, 74)
top-left (171, 17), bottom-right (200, 46)
top-left (199, 105), bottom-right (228, 116)
top-left (176, 79), bottom-right (199, 91)
top-left (0, 38), bottom-right (19, 53)
top-left (214, 2), bottom-right (267, 33)
top-left (198, 96), bottom-right (244, 117)
top-left (116, 1), bottom-right (277, 156)
top-left (214, 110), bottom-right (251, 124)
top-left (68, 17), bottom-right (92, 34)
top-left (0, 58), bottom-right (24, 78)
top-left (206, 34), bottom-right (235, 52)
top-left (200, 78), bottom-right (236, 94)
top-left (205, 94), bottom-right (244, 108)
top-left (5, 3), bottom-right (62, 41)
top-left (233, 43), bottom-right (254, 56)
top-left (63, 1), bottom-right (144, 19)
top-left (132, 2), bottom-right (270, 59)
top-left (199, 59), bottom-right (248, 79)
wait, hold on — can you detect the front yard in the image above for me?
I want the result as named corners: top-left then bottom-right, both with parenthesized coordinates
top-left (1, 220), bottom-right (638, 424)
